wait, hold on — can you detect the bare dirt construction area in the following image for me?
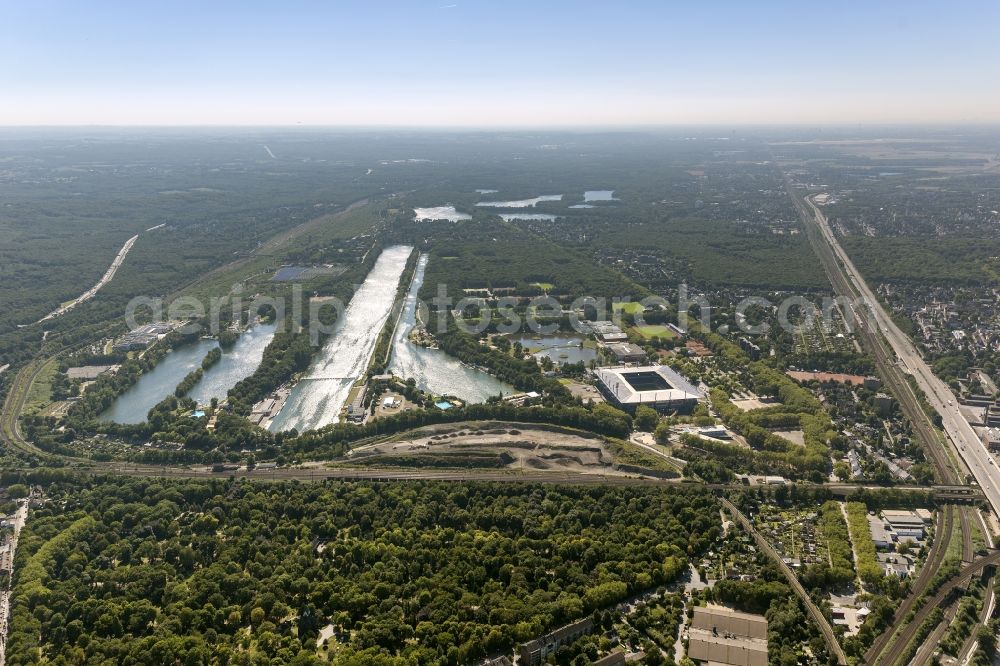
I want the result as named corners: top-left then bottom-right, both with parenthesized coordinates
top-left (373, 391), bottom-right (418, 419)
top-left (344, 421), bottom-right (626, 475)
top-left (772, 429), bottom-right (805, 446)
top-left (561, 379), bottom-right (605, 405)
top-left (731, 396), bottom-right (779, 411)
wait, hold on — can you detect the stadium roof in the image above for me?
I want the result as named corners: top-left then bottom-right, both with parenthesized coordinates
top-left (594, 364), bottom-right (702, 405)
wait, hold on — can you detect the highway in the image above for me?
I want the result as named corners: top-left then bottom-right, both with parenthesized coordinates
top-left (2, 179), bottom-right (996, 662)
top-left (801, 194), bottom-right (1000, 516)
top-left (35, 233), bottom-right (139, 324)
top-left (781, 176), bottom-right (994, 664)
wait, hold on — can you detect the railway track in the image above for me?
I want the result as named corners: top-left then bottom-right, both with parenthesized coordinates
top-left (876, 549), bottom-right (1000, 666)
top-left (957, 572), bottom-right (995, 664)
top-left (781, 173), bottom-right (980, 665)
top-left (0, 359), bottom-right (57, 459)
top-left (909, 606), bottom-right (953, 666)
top-left (863, 505), bottom-right (953, 664)
top-left (720, 498), bottom-right (848, 665)
top-left (49, 463), bottom-right (682, 487)
top-left (954, 510), bottom-right (998, 664)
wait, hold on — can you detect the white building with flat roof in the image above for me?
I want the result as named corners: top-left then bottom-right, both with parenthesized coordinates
top-left (588, 320), bottom-right (628, 342)
top-left (595, 364), bottom-right (702, 414)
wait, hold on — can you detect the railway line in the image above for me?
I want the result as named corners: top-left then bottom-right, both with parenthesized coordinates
top-left (909, 606), bottom-right (954, 666)
top-left (953, 508), bottom-right (999, 664)
top-left (876, 549), bottom-right (1000, 666)
top-left (782, 174), bottom-right (985, 665)
top-left (789, 186), bottom-right (961, 486)
top-left (0, 178), bottom-right (990, 663)
top-left (0, 359), bottom-right (60, 460)
top-left (863, 505), bottom-right (953, 665)
top-left (14, 456), bottom-right (985, 497)
top-left (720, 497), bottom-right (848, 665)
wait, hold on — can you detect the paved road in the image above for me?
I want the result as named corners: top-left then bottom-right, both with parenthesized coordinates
top-left (0, 358), bottom-right (68, 461)
top-left (36, 233), bottom-right (138, 324)
top-left (719, 498), bottom-right (848, 665)
top-left (802, 195), bottom-right (1000, 516)
top-left (784, 178), bottom-right (983, 665)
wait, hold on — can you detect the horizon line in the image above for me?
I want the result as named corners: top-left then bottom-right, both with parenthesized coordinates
top-left (3, 121), bottom-right (1000, 130)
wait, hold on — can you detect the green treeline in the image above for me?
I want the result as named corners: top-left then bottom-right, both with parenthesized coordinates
top-left (225, 246), bottom-right (380, 416)
top-left (435, 318), bottom-right (568, 395)
top-left (67, 330), bottom-right (203, 420)
top-left (225, 327), bottom-right (314, 415)
top-left (174, 368), bottom-right (203, 398)
top-left (699, 360), bottom-right (833, 480)
top-left (800, 501), bottom-right (854, 590)
top-left (846, 502), bottom-right (883, 586)
top-left (709, 570), bottom-right (829, 665)
top-left (368, 249), bottom-right (419, 376)
top-left (201, 347), bottom-right (222, 370)
top-left (713, 578), bottom-right (791, 615)
top-left (6, 477), bottom-right (717, 665)
top-left (398, 217), bottom-right (645, 302)
top-left (8, 515), bottom-right (99, 659)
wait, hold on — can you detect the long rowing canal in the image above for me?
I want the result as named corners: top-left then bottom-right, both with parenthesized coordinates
top-left (268, 245), bottom-right (414, 433)
top-left (387, 253), bottom-right (513, 402)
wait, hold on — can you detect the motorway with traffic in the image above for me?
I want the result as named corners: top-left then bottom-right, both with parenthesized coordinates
top-left (791, 187), bottom-right (999, 665)
top-left (35, 233), bottom-right (138, 324)
top-left (1, 184), bottom-right (997, 664)
top-left (803, 194), bottom-right (1000, 517)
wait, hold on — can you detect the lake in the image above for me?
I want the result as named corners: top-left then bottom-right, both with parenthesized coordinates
top-left (388, 253), bottom-right (513, 401)
top-left (99, 339), bottom-right (219, 424)
top-left (413, 206), bottom-right (470, 222)
top-left (187, 322), bottom-right (278, 405)
top-left (584, 189), bottom-right (618, 201)
top-left (498, 213), bottom-right (558, 221)
top-left (100, 322), bottom-right (279, 424)
top-left (476, 194), bottom-right (562, 208)
top-left (269, 245), bottom-right (414, 433)
top-left (515, 334), bottom-right (597, 366)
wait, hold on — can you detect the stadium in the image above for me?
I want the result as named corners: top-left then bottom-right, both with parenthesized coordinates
top-left (594, 364), bottom-right (703, 414)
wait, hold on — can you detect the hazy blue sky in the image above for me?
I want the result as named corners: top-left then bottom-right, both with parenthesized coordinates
top-left (2, 0), bottom-right (998, 125)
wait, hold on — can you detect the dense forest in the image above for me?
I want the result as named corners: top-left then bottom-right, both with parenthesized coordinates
top-left (7, 477), bottom-right (719, 665)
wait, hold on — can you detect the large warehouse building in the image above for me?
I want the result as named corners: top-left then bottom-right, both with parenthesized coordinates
top-left (687, 606), bottom-right (768, 666)
top-left (594, 364), bottom-right (702, 413)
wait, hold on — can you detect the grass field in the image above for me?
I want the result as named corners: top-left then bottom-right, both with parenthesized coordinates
top-left (613, 301), bottom-right (645, 315)
top-left (632, 324), bottom-right (678, 340)
top-left (23, 357), bottom-right (60, 415)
